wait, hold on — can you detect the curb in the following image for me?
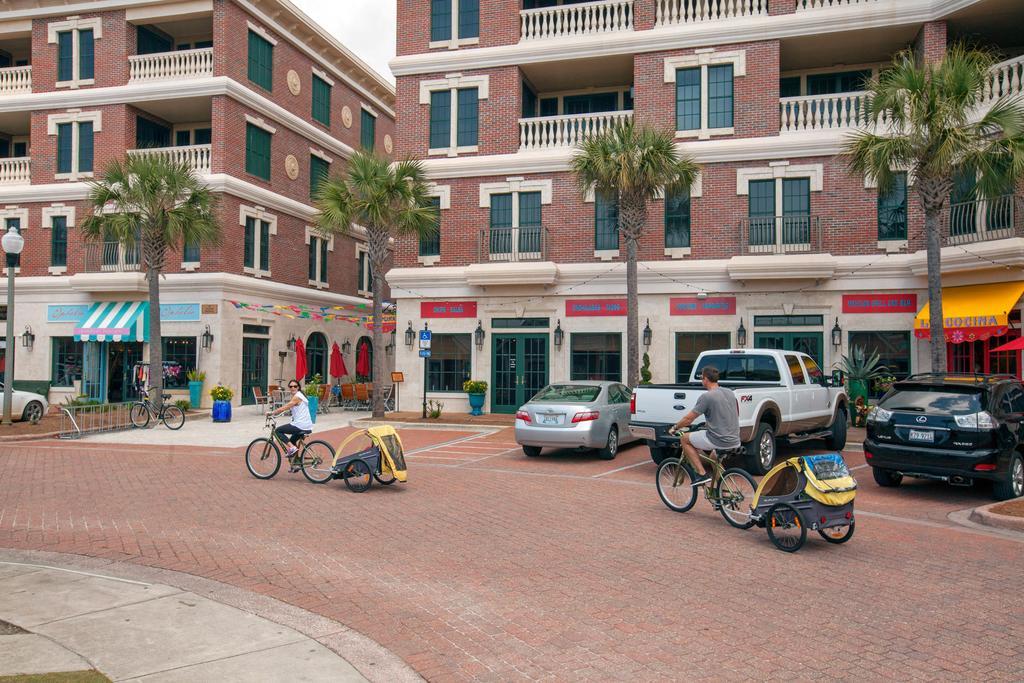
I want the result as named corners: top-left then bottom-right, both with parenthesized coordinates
top-left (0, 431), bottom-right (64, 443)
top-left (969, 502), bottom-right (1024, 533)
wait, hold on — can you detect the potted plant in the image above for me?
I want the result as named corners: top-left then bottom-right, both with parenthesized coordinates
top-left (186, 369), bottom-right (206, 409)
top-left (640, 353), bottom-right (653, 385)
top-left (304, 373), bottom-right (322, 422)
top-left (839, 345), bottom-right (887, 405)
top-left (872, 374), bottom-right (897, 396)
top-left (210, 384), bottom-right (233, 422)
top-left (463, 380), bottom-right (488, 416)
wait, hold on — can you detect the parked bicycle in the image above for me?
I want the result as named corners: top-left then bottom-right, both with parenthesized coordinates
top-left (130, 386), bottom-right (185, 430)
top-left (245, 414), bottom-right (335, 480)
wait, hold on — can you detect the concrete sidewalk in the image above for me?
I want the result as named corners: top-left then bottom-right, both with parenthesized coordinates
top-left (0, 561), bottom-right (369, 682)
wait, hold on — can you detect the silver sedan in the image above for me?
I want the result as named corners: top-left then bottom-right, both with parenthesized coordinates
top-left (514, 381), bottom-right (636, 460)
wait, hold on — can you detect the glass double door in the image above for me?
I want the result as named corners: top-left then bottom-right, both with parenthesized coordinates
top-left (491, 334), bottom-right (549, 414)
top-left (754, 332), bottom-right (823, 367)
top-left (241, 337), bottom-right (269, 405)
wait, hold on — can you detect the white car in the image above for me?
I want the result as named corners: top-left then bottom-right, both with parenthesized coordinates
top-left (0, 383), bottom-right (49, 423)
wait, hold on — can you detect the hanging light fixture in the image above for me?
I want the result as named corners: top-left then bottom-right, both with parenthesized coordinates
top-left (20, 325), bottom-right (34, 350)
top-left (643, 319), bottom-right (652, 347)
top-left (831, 317), bottom-right (843, 348)
top-left (200, 325), bottom-right (214, 350)
top-left (553, 320), bottom-right (564, 348)
top-left (474, 320), bottom-right (485, 349)
top-left (404, 321), bottom-right (415, 347)
top-left (342, 338), bottom-right (352, 354)
top-left (287, 334), bottom-right (297, 352)
top-left (737, 320), bottom-right (747, 348)
top-left (389, 327), bottom-right (397, 352)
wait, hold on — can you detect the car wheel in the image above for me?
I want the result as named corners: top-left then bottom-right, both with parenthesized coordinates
top-left (824, 408), bottom-right (848, 451)
top-left (21, 401), bottom-right (44, 425)
top-left (597, 426), bottom-right (618, 460)
top-left (871, 467), bottom-right (903, 488)
top-left (745, 423), bottom-right (776, 476)
top-left (993, 453), bottom-right (1023, 501)
top-left (522, 446), bottom-right (542, 457)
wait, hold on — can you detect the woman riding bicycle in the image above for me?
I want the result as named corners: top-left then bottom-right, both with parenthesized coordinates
top-left (270, 380), bottom-right (314, 456)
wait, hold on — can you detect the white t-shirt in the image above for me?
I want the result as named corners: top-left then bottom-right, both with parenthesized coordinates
top-left (289, 392), bottom-right (314, 430)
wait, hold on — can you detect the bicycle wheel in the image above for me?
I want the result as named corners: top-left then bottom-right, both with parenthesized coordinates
top-left (342, 459), bottom-right (372, 493)
top-left (245, 438), bottom-right (281, 479)
top-left (717, 468), bottom-right (757, 530)
top-left (299, 440), bottom-right (336, 484)
top-left (161, 405), bottom-right (185, 430)
top-left (766, 503), bottom-right (806, 552)
top-left (374, 462), bottom-right (397, 485)
top-left (656, 459), bottom-right (697, 513)
top-left (129, 403), bottom-right (150, 429)
top-left (819, 520), bottom-right (855, 544)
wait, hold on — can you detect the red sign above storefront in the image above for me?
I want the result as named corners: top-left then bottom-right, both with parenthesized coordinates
top-left (566, 299), bottom-right (628, 317)
top-left (420, 301), bottom-right (477, 318)
top-left (842, 293), bottom-right (918, 314)
top-left (670, 297), bottom-right (737, 316)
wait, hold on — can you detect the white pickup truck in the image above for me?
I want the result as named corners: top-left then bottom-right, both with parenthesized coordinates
top-left (629, 348), bottom-right (849, 474)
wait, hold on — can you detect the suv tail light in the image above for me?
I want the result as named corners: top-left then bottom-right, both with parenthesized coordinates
top-left (973, 463), bottom-right (997, 471)
top-left (515, 410), bottom-right (531, 424)
top-left (954, 411), bottom-right (996, 430)
top-left (630, 392), bottom-right (636, 414)
top-left (572, 410), bottom-right (600, 423)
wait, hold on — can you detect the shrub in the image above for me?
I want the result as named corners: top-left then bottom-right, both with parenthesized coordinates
top-left (640, 353), bottom-right (652, 385)
top-left (462, 380), bottom-right (488, 394)
top-left (210, 385), bottom-right (233, 402)
top-left (427, 399), bottom-right (444, 419)
top-left (186, 369), bottom-right (206, 383)
top-left (174, 399), bottom-right (191, 411)
top-left (303, 373), bottom-right (322, 398)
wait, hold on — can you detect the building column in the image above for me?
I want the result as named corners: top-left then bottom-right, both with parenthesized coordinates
top-left (634, 0), bottom-right (657, 31)
top-left (914, 21), bottom-right (947, 65)
top-left (768, 0), bottom-right (797, 16)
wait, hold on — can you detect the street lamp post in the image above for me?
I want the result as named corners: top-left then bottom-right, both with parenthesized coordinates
top-left (2, 226), bottom-right (24, 426)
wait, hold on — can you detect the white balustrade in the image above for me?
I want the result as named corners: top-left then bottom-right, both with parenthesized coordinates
top-left (519, 110), bottom-right (633, 151)
top-left (0, 65), bottom-right (31, 95)
top-left (655, 0), bottom-right (766, 26)
top-left (128, 47), bottom-right (213, 83)
top-left (779, 91), bottom-right (874, 132)
top-left (521, 0), bottom-right (633, 41)
top-left (127, 145), bottom-right (212, 175)
top-left (983, 54), bottom-right (1024, 105)
top-left (797, 0), bottom-right (880, 9)
top-left (0, 158), bottom-right (30, 185)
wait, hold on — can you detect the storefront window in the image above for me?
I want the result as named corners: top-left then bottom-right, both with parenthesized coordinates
top-left (849, 331), bottom-right (911, 379)
top-left (306, 332), bottom-right (328, 381)
top-left (52, 337), bottom-right (83, 387)
top-left (426, 334), bottom-right (471, 392)
top-left (675, 332), bottom-right (730, 382)
top-left (161, 337), bottom-right (197, 388)
top-left (571, 333), bottom-right (621, 382)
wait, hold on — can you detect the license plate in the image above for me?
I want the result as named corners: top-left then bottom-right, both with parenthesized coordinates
top-left (908, 429), bottom-right (934, 443)
top-left (540, 414), bottom-right (561, 425)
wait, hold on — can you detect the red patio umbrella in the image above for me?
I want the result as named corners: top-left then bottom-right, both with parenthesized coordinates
top-left (294, 337), bottom-right (307, 381)
top-left (990, 337), bottom-right (1024, 353)
top-left (329, 342), bottom-right (348, 380)
top-left (356, 341), bottom-right (371, 378)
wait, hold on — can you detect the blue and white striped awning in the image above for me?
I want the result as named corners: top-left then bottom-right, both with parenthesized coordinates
top-left (74, 301), bottom-right (150, 342)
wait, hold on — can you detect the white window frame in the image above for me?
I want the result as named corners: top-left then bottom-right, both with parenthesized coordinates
top-left (48, 17), bottom-right (102, 89)
top-left (478, 177), bottom-right (552, 262)
top-left (420, 183), bottom-right (450, 267)
top-left (305, 226), bottom-right (333, 289)
top-left (355, 243), bottom-right (371, 296)
top-left (47, 110), bottom-right (102, 181)
top-left (0, 207), bottom-right (28, 276)
top-left (736, 161), bottom-right (822, 254)
top-left (420, 73), bottom-right (489, 158)
top-left (865, 168), bottom-right (914, 252)
top-left (664, 49), bottom-right (745, 141)
top-left (42, 204), bottom-right (76, 275)
top-left (239, 205), bottom-right (277, 278)
top-left (429, 0), bottom-right (480, 50)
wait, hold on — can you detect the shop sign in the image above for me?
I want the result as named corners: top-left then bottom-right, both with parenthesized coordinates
top-left (421, 301), bottom-right (477, 318)
top-left (670, 297), bottom-right (736, 316)
top-left (842, 294), bottom-right (917, 314)
top-left (566, 299), bottom-right (627, 317)
top-left (47, 304), bottom-right (90, 323)
top-left (160, 303), bottom-right (201, 321)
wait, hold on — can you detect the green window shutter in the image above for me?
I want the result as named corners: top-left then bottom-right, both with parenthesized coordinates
top-left (782, 178), bottom-right (811, 246)
top-left (310, 155), bottom-right (329, 200)
top-left (51, 216), bottom-right (68, 267)
top-left (78, 29), bottom-right (94, 80)
top-left (361, 109), bottom-right (376, 150)
top-left (245, 124), bottom-right (271, 181)
top-left (183, 240), bottom-right (200, 262)
top-left (78, 121), bottom-right (94, 173)
top-left (456, 88), bottom-right (478, 147)
top-left (594, 193), bottom-right (618, 251)
top-left (707, 64), bottom-right (733, 129)
top-left (308, 238), bottom-right (317, 280)
top-left (319, 239), bottom-right (328, 283)
top-left (247, 30), bottom-right (273, 91)
top-left (357, 251), bottom-right (365, 290)
top-left (56, 123), bottom-right (73, 174)
top-left (431, 0), bottom-right (452, 42)
top-left (665, 191), bottom-right (691, 248)
top-left (459, 0), bottom-right (479, 39)
top-left (243, 216), bottom-right (255, 268)
top-left (877, 172), bottom-right (907, 240)
top-left (519, 191), bottom-right (542, 255)
top-left (259, 220), bottom-right (270, 271)
top-left (57, 32), bottom-right (73, 81)
top-left (429, 91), bottom-right (451, 149)
top-left (676, 68), bottom-right (700, 131)
top-left (312, 76), bottom-right (331, 126)
top-left (420, 197), bottom-right (441, 257)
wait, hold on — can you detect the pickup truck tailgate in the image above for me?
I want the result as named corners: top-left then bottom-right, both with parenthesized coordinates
top-left (630, 384), bottom-right (706, 427)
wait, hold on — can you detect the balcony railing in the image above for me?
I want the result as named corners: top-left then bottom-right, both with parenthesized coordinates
top-left (0, 157), bottom-right (30, 185)
top-left (478, 227), bottom-right (549, 263)
top-left (0, 65), bottom-right (31, 95)
top-left (83, 242), bottom-right (143, 273)
top-left (519, 110), bottom-right (633, 151)
top-left (127, 144), bottom-right (212, 175)
top-left (521, 0), bottom-right (633, 41)
top-left (655, 0), bottom-right (767, 27)
top-left (982, 54), bottom-right (1024, 105)
top-left (948, 195), bottom-right (1022, 246)
top-left (741, 215), bottom-right (822, 255)
top-left (128, 47), bottom-right (213, 83)
top-left (797, 0), bottom-right (880, 9)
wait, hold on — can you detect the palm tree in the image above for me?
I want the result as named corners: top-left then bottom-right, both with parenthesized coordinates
top-left (846, 46), bottom-right (1024, 372)
top-left (316, 151), bottom-right (437, 418)
top-left (82, 154), bottom-right (218, 406)
top-left (571, 122), bottom-right (700, 387)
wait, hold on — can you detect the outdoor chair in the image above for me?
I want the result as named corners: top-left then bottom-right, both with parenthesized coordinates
top-left (340, 383), bottom-right (356, 409)
top-left (354, 383), bottom-right (371, 410)
top-left (252, 387), bottom-right (270, 413)
top-left (382, 384), bottom-right (396, 412)
top-left (318, 384), bottom-right (331, 413)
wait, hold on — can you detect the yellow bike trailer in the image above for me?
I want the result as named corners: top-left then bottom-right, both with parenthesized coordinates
top-left (305, 425), bottom-right (409, 492)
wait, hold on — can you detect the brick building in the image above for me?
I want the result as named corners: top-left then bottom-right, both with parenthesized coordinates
top-left (0, 0), bottom-right (395, 408)
top-left (389, 0), bottom-right (1024, 414)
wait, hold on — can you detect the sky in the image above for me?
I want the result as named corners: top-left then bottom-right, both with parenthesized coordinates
top-left (293, 0), bottom-right (398, 84)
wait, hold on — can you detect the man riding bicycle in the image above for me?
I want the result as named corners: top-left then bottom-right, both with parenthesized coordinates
top-left (668, 366), bottom-right (741, 487)
top-left (270, 380), bottom-right (314, 461)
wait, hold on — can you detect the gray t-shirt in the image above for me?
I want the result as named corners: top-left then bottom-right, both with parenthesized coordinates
top-left (693, 386), bottom-right (741, 449)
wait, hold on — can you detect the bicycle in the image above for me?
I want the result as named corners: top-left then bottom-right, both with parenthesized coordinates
top-left (245, 414), bottom-right (335, 481)
top-left (655, 429), bottom-right (758, 529)
top-left (130, 386), bottom-right (185, 430)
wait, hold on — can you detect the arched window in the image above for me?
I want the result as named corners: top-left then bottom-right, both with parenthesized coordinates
top-left (356, 336), bottom-right (373, 380)
top-left (306, 332), bottom-right (328, 381)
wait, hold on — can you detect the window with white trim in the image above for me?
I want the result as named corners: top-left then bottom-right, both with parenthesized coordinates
top-left (239, 206), bottom-right (276, 278)
top-left (48, 111), bottom-right (101, 181)
top-left (49, 18), bottom-right (100, 88)
top-left (664, 50), bottom-right (744, 140)
top-left (306, 227), bottom-right (332, 288)
top-left (42, 205), bottom-right (75, 275)
top-left (421, 74), bottom-right (489, 157)
top-left (479, 178), bottom-right (552, 261)
top-left (0, 207), bottom-right (28, 274)
top-left (430, 0), bottom-right (480, 49)
top-left (356, 245), bottom-right (372, 296)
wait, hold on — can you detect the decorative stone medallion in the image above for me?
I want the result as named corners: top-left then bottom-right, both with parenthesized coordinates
top-left (341, 106), bottom-right (353, 129)
top-left (384, 134), bottom-right (394, 154)
top-left (284, 154), bottom-right (299, 180)
top-left (287, 70), bottom-right (301, 96)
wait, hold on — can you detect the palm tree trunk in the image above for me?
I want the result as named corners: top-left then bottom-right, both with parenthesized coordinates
top-left (620, 195), bottom-right (647, 388)
top-left (924, 206), bottom-right (946, 373)
top-left (368, 229), bottom-right (388, 419)
top-left (147, 266), bottom-right (163, 410)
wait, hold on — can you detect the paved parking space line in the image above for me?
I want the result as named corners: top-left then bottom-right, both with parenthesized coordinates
top-left (592, 461), bottom-right (650, 478)
top-left (460, 448), bottom-right (523, 464)
top-left (850, 464), bottom-right (869, 471)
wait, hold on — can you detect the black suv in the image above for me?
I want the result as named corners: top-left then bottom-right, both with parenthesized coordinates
top-left (864, 374), bottom-right (1024, 500)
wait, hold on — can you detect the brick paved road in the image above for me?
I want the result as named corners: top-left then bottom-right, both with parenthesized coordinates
top-left (1, 428), bottom-right (1022, 681)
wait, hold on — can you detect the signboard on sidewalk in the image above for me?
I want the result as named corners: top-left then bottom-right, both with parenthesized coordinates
top-left (565, 299), bottom-right (628, 317)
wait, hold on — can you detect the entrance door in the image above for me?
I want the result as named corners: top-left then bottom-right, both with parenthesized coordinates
top-left (241, 337), bottom-right (269, 405)
top-left (107, 342), bottom-right (142, 403)
top-left (491, 334), bottom-right (549, 413)
top-left (82, 342), bottom-right (106, 402)
top-left (754, 332), bottom-right (824, 367)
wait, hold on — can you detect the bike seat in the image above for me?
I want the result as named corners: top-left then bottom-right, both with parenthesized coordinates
top-left (299, 429), bottom-right (312, 436)
top-left (161, 394), bottom-right (172, 400)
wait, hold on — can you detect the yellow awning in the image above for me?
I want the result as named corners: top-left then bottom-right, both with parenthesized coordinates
top-left (914, 282), bottom-right (1024, 343)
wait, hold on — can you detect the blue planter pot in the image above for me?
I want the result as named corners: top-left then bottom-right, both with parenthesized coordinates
top-left (188, 381), bottom-right (203, 409)
top-left (308, 395), bottom-right (319, 423)
top-left (212, 399), bottom-right (232, 422)
top-left (467, 392), bottom-right (485, 416)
